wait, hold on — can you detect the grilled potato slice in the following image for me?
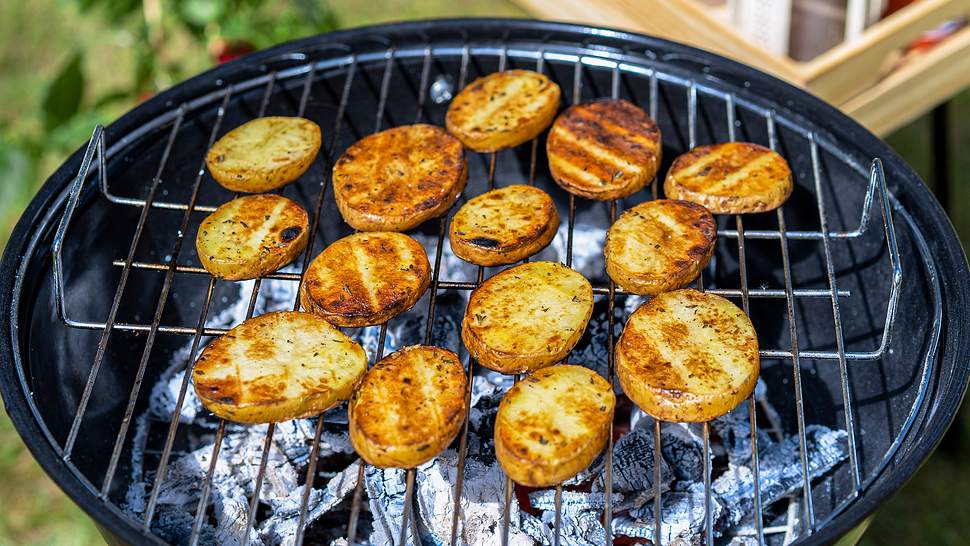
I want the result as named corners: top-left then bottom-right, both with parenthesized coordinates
top-left (616, 289), bottom-right (759, 422)
top-left (196, 194), bottom-right (309, 281)
top-left (445, 70), bottom-right (561, 152)
top-left (664, 142), bottom-right (793, 214)
top-left (462, 261), bottom-right (594, 374)
top-left (205, 116), bottom-right (321, 192)
top-left (300, 232), bottom-right (431, 327)
top-left (604, 199), bottom-right (716, 295)
top-left (547, 99), bottom-right (661, 200)
top-left (349, 346), bottom-right (467, 468)
top-left (495, 365), bottom-right (615, 487)
top-left (332, 124), bottom-right (467, 231)
top-left (192, 311), bottom-right (367, 424)
top-left (449, 184), bottom-right (559, 266)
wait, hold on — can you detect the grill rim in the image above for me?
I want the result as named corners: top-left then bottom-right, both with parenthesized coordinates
top-left (1, 17), bottom-right (968, 546)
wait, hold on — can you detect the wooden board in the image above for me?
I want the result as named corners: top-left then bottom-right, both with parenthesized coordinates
top-left (515, 0), bottom-right (970, 135)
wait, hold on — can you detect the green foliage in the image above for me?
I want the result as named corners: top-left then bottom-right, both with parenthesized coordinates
top-left (42, 52), bottom-right (86, 131)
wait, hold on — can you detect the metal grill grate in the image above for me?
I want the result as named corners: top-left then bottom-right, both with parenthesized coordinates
top-left (47, 35), bottom-right (908, 546)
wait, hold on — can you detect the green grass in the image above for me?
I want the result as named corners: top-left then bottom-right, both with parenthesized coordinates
top-left (0, 413), bottom-right (102, 545)
top-left (0, 1), bottom-right (966, 545)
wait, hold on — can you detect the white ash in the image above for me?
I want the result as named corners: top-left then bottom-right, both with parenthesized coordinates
top-left (123, 226), bottom-right (850, 545)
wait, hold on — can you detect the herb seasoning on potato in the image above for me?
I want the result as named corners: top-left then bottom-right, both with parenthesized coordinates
top-left (192, 311), bottom-right (367, 424)
top-left (300, 232), bottom-right (431, 327)
top-left (445, 69), bottom-right (561, 152)
top-left (664, 142), bottom-right (793, 214)
top-left (495, 364), bottom-right (615, 487)
top-left (449, 184), bottom-right (559, 266)
top-left (547, 99), bottom-right (661, 200)
top-left (205, 116), bottom-right (321, 193)
top-left (616, 289), bottom-right (759, 422)
top-left (196, 194), bottom-right (309, 281)
top-left (462, 261), bottom-right (594, 374)
top-left (349, 346), bottom-right (467, 468)
top-left (604, 199), bottom-right (716, 295)
top-left (332, 124), bottom-right (467, 231)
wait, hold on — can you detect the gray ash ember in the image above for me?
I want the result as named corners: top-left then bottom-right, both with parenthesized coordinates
top-left (125, 225), bottom-right (850, 545)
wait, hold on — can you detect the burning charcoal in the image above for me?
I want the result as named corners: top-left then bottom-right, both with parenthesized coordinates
top-left (258, 460), bottom-right (361, 545)
top-left (625, 481), bottom-right (724, 544)
top-left (725, 537), bottom-right (761, 546)
top-left (528, 490), bottom-right (624, 512)
top-left (712, 425), bottom-right (849, 530)
top-left (710, 382), bottom-right (775, 467)
top-left (618, 425), bottom-right (848, 543)
top-left (524, 492), bottom-right (611, 546)
top-left (414, 450), bottom-right (535, 546)
top-left (519, 510), bottom-right (554, 545)
top-left (659, 423), bottom-right (705, 485)
top-left (558, 509), bottom-right (609, 546)
top-left (593, 427), bottom-right (673, 508)
top-left (365, 466), bottom-right (420, 546)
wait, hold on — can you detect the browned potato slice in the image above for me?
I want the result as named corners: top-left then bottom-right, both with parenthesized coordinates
top-left (349, 346), bottom-right (467, 468)
top-left (664, 142), bottom-right (793, 214)
top-left (445, 70), bottom-right (561, 152)
top-left (449, 184), bottom-right (559, 266)
top-left (616, 289), bottom-right (759, 422)
top-left (461, 261), bottom-right (593, 374)
top-left (192, 311), bottom-right (367, 424)
top-left (196, 194), bottom-right (309, 281)
top-left (547, 99), bottom-right (661, 200)
top-left (495, 365), bottom-right (615, 487)
top-left (205, 116), bottom-right (321, 192)
top-left (332, 124), bottom-right (467, 231)
top-left (604, 199), bottom-right (716, 295)
top-left (300, 232), bottom-right (431, 327)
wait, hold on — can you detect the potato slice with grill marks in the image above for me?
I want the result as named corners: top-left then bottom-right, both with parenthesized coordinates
top-left (196, 194), bottom-right (309, 281)
top-left (333, 124), bottom-right (467, 231)
top-left (349, 346), bottom-right (467, 468)
top-left (206, 116), bottom-right (321, 192)
top-left (664, 142), bottom-right (793, 214)
top-left (449, 184), bottom-right (559, 266)
top-left (616, 289), bottom-right (759, 422)
top-left (462, 261), bottom-right (594, 374)
top-left (446, 70), bottom-right (561, 152)
top-left (495, 364), bottom-right (615, 487)
top-left (604, 199), bottom-right (716, 295)
top-left (547, 99), bottom-right (661, 200)
top-left (300, 232), bottom-right (431, 327)
top-left (192, 311), bottom-right (367, 424)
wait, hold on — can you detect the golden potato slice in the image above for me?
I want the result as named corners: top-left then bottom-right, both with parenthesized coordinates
top-left (616, 289), bottom-right (759, 422)
top-left (196, 194), bottom-right (309, 281)
top-left (461, 262), bottom-right (593, 374)
top-left (445, 70), bottom-right (561, 152)
top-left (192, 311), bottom-right (367, 424)
top-left (495, 365), bottom-right (615, 487)
top-left (547, 99), bottom-right (661, 201)
top-left (332, 124), bottom-right (467, 231)
top-left (300, 232), bottom-right (430, 327)
top-left (205, 116), bottom-right (321, 192)
top-left (604, 199), bottom-right (716, 295)
top-left (348, 346), bottom-right (467, 468)
top-left (449, 184), bottom-right (559, 266)
top-left (664, 142), bottom-right (793, 214)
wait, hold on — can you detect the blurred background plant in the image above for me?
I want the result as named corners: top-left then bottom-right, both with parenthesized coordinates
top-left (0, 1), bottom-right (966, 545)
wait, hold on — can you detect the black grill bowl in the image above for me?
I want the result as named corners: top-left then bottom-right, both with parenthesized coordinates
top-left (1, 19), bottom-right (968, 546)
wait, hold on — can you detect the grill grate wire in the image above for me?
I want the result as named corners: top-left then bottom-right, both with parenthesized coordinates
top-left (46, 39), bottom-right (906, 546)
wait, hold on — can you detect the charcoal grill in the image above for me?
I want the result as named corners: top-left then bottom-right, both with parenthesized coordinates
top-left (1, 18), bottom-right (969, 546)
